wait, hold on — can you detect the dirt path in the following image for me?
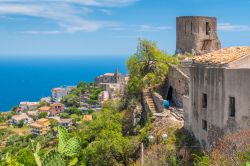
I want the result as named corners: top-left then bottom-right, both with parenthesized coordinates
top-left (150, 109), bottom-right (184, 136)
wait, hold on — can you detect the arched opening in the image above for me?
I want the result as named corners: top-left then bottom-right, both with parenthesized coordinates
top-left (167, 86), bottom-right (173, 101)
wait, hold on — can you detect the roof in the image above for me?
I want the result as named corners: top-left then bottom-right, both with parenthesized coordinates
top-left (37, 118), bottom-right (49, 123)
top-left (48, 116), bottom-right (61, 122)
top-left (60, 118), bottom-right (72, 123)
top-left (30, 123), bottom-right (43, 128)
top-left (103, 73), bottom-right (115, 77)
top-left (50, 103), bottom-right (64, 107)
top-left (53, 88), bottom-right (63, 92)
top-left (177, 16), bottom-right (216, 19)
top-left (12, 113), bottom-right (30, 121)
top-left (83, 115), bottom-right (93, 121)
top-left (193, 47), bottom-right (250, 65)
top-left (27, 111), bottom-right (38, 115)
top-left (52, 86), bottom-right (76, 92)
top-left (48, 117), bottom-right (71, 123)
top-left (20, 102), bottom-right (39, 106)
top-left (31, 118), bottom-right (50, 128)
top-left (39, 106), bottom-right (51, 112)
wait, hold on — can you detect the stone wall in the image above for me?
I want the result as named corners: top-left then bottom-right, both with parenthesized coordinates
top-left (151, 90), bottom-right (164, 113)
top-left (167, 65), bottom-right (190, 107)
top-left (186, 64), bottom-right (250, 150)
top-left (141, 92), bottom-right (151, 124)
top-left (176, 16), bottom-right (221, 55)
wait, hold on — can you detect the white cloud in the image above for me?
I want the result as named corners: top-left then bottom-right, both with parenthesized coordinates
top-left (218, 23), bottom-right (250, 32)
top-left (0, 0), bottom-right (138, 7)
top-left (66, 0), bottom-right (139, 7)
top-left (99, 9), bottom-right (112, 15)
top-left (137, 25), bottom-right (172, 32)
top-left (0, 0), bottom-right (139, 33)
top-left (23, 30), bottom-right (63, 35)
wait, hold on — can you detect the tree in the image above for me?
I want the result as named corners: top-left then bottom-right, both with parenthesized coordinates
top-left (60, 113), bottom-right (70, 119)
top-left (0, 114), bottom-right (6, 123)
top-left (127, 39), bottom-right (178, 96)
top-left (0, 153), bottom-right (24, 166)
top-left (38, 101), bottom-right (49, 108)
top-left (67, 107), bottom-right (81, 115)
top-left (38, 112), bottom-right (48, 119)
top-left (17, 120), bottom-right (25, 128)
top-left (16, 148), bottom-right (36, 166)
top-left (79, 102), bottom-right (139, 166)
top-left (49, 119), bottom-right (59, 136)
top-left (62, 94), bottom-right (80, 107)
top-left (77, 81), bottom-right (87, 94)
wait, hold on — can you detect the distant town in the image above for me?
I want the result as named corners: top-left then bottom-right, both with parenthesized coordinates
top-left (1, 68), bottom-right (128, 137)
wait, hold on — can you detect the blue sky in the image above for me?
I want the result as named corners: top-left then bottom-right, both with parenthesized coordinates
top-left (0, 0), bottom-right (249, 56)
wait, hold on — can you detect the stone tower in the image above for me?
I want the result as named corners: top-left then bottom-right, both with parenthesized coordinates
top-left (176, 16), bottom-right (221, 55)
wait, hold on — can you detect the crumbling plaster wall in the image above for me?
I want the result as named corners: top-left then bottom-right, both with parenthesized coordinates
top-left (167, 65), bottom-right (190, 107)
top-left (187, 65), bottom-right (250, 149)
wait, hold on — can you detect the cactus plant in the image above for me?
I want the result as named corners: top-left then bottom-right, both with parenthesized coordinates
top-left (30, 126), bottom-right (81, 166)
top-left (58, 126), bottom-right (81, 157)
top-left (30, 140), bottom-right (42, 166)
top-left (41, 150), bottom-right (65, 166)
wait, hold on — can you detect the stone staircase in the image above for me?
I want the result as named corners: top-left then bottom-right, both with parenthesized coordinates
top-left (143, 88), bottom-right (158, 113)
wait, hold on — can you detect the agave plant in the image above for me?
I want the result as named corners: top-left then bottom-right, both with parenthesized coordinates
top-left (31, 126), bottom-right (81, 166)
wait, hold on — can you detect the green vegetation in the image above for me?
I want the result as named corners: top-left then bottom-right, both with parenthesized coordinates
top-left (30, 126), bottom-right (81, 166)
top-left (38, 112), bottom-right (48, 119)
top-left (0, 100), bottom-right (140, 166)
top-left (59, 113), bottom-right (70, 119)
top-left (16, 120), bottom-right (25, 128)
top-left (77, 81), bottom-right (87, 94)
top-left (38, 101), bottom-right (49, 108)
top-left (62, 93), bottom-right (80, 107)
top-left (77, 100), bottom-right (139, 165)
top-left (89, 87), bottom-right (103, 104)
top-left (127, 39), bottom-right (178, 96)
top-left (0, 113), bottom-right (6, 123)
top-left (62, 81), bottom-right (103, 107)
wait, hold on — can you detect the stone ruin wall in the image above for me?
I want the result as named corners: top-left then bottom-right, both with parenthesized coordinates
top-left (167, 65), bottom-right (190, 107)
top-left (176, 16), bottom-right (221, 55)
top-left (151, 90), bottom-right (164, 113)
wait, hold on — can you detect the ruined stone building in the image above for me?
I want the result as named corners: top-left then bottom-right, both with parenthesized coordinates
top-left (176, 16), bottom-right (221, 55)
top-left (166, 64), bottom-right (190, 107)
top-left (184, 47), bottom-right (250, 149)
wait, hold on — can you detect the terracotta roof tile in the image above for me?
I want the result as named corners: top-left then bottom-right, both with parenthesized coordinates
top-left (39, 106), bottom-right (51, 112)
top-left (193, 46), bottom-right (250, 65)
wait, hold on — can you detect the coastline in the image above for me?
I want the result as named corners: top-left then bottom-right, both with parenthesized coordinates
top-left (0, 56), bottom-right (128, 112)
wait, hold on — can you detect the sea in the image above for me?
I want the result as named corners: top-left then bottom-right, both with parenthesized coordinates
top-left (0, 55), bottom-right (129, 112)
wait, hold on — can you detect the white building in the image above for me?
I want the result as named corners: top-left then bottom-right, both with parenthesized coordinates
top-left (19, 102), bottom-right (39, 112)
top-left (51, 86), bottom-right (76, 102)
top-left (106, 83), bottom-right (124, 99)
top-left (9, 113), bottom-right (33, 125)
top-left (48, 117), bottom-right (72, 129)
top-left (98, 91), bottom-right (109, 104)
top-left (40, 97), bottom-right (52, 103)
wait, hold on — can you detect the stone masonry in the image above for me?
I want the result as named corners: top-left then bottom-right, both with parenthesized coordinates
top-left (176, 16), bottom-right (221, 55)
